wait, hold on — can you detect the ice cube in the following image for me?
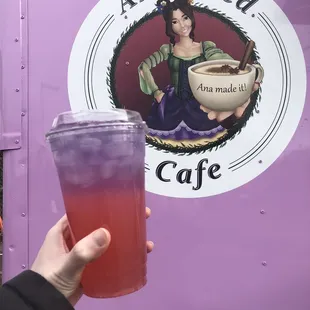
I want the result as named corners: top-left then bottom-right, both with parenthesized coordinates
top-left (117, 155), bottom-right (142, 180)
top-left (100, 160), bottom-right (119, 179)
top-left (78, 137), bottom-right (103, 165)
top-left (102, 141), bottom-right (134, 159)
top-left (79, 137), bottom-right (102, 152)
top-left (82, 152), bottom-right (102, 166)
top-left (53, 149), bottom-right (78, 166)
top-left (50, 134), bottom-right (78, 150)
top-left (64, 166), bottom-right (96, 187)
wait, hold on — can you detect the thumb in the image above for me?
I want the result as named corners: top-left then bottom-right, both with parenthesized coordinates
top-left (65, 228), bottom-right (111, 275)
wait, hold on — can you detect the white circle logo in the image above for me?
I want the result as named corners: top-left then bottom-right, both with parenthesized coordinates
top-left (68, 0), bottom-right (307, 198)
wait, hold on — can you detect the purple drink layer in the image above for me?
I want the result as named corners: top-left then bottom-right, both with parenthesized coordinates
top-left (49, 126), bottom-right (145, 193)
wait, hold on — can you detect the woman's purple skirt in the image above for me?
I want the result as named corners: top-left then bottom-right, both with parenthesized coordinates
top-left (146, 85), bottom-right (225, 141)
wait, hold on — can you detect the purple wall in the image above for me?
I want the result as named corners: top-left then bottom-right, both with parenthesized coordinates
top-left (1, 0), bottom-right (310, 309)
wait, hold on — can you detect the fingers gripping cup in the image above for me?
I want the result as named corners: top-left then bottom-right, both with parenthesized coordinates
top-left (46, 109), bottom-right (148, 298)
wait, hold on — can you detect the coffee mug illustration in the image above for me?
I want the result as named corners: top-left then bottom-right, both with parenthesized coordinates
top-left (188, 59), bottom-right (264, 111)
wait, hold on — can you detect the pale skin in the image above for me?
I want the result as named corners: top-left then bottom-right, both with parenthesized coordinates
top-left (31, 207), bottom-right (154, 306)
top-left (140, 9), bottom-right (260, 123)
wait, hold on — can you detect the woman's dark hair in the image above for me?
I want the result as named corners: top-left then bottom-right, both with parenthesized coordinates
top-left (157, 0), bottom-right (196, 45)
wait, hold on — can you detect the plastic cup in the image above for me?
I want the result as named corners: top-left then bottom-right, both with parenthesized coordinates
top-left (46, 109), bottom-right (148, 298)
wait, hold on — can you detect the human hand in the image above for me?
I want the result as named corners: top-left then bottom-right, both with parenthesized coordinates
top-left (233, 82), bottom-right (260, 119)
top-left (200, 82), bottom-right (260, 122)
top-left (155, 91), bottom-right (165, 104)
top-left (31, 208), bottom-right (154, 306)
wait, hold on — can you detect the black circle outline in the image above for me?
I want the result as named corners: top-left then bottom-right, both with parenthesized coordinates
top-left (229, 12), bottom-right (292, 171)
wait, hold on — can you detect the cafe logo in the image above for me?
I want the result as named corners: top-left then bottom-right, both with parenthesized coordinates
top-left (68, 0), bottom-right (307, 198)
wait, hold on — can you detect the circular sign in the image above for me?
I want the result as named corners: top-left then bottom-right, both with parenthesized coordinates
top-left (68, 0), bottom-right (307, 198)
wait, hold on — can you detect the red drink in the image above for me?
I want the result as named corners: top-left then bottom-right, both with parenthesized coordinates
top-left (64, 189), bottom-right (146, 297)
top-left (46, 110), bottom-right (147, 298)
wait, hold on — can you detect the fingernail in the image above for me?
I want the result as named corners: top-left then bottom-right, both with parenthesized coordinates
top-left (93, 228), bottom-right (109, 247)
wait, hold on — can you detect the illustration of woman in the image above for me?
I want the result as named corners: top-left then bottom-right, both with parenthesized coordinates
top-left (138, 0), bottom-right (259, 143)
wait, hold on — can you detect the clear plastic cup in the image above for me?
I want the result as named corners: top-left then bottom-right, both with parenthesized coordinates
top-left (46, 109), bottom-right (148, 298)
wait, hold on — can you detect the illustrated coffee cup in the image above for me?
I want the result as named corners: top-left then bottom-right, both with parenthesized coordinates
top-left (188, 59), bottom-right (264, 111)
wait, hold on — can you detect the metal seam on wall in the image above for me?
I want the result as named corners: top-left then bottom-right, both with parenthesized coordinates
top-left (20, 0), bottom-right (29, 272)
top-left (2, 0), bottom-right (29, 281)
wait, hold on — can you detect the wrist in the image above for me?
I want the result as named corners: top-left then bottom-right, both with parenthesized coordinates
top-left (153, 89), bottom-right (163, 97)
